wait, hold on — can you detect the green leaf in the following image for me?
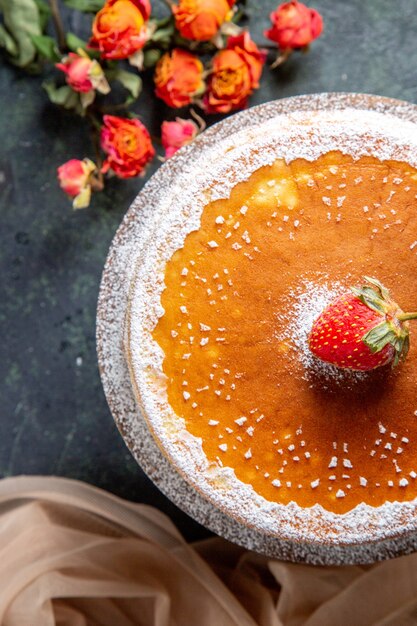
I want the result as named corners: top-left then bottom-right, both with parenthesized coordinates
top-left (351, 286), bottom-right (386, 315)
top-left (66, 32), bottom-right (100, 58)
top-left (0, 25), bottom-right (18, 56)
top-left (363, 275), bottom-right (390, 299)
top-left (401, 334), bottom-right (410, 361)
top-left (63, 0), bottom-right (104, 12)
top-left (111, 69), bottom-right (142, 104)
top-left (150, 23), bottom-right (175, 45)
top-left (43, 81), bottom-right (83, 114)
top-left (31, 34), bottom-right (60, 61)
top-left (154, 15), bottom-right (174, 29)
top-left (143, 48), bottom-right (162, 69)
top-left (33, 0), bottom-right (51, 31)
top-left (0, 0), bottom-right (42, 67)
top-left (66, 32), bottom-right (88, 52)
top-left (363, 321), bottom-right (396, 354)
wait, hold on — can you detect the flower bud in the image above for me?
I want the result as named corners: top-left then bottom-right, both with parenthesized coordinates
top-left (57, 158), bottom-right (97, 209)
top-left (161, 118), bottom-right (199, 159)
top-left (265, 1), bottom-right (323, 49)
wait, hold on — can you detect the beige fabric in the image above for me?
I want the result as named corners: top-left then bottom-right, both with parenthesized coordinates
top-left (0, 477), bottom-right (417, 625)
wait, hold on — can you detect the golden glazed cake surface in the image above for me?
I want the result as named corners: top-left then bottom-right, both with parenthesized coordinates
top-left (153, 152), bottom-right (417, 514)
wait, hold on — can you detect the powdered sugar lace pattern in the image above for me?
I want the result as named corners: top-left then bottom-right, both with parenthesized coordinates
top-left (98, 94), bottom-right (417, 565)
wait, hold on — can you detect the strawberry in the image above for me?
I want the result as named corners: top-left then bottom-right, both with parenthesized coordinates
top-left (308, 277), bottom-right (417, 371)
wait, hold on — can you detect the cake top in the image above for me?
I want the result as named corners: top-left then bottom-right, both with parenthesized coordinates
top-left (126, 104), bottom-right (417, 545)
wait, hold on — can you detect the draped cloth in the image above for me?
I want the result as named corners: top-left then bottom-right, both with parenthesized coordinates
top-left (1, 476), bottom-right (417, 626)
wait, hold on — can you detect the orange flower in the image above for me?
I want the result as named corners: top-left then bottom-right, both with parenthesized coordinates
top-left (172, 0), bottom-right (235, 42)
top-left (90, 0), bottom-right (151, 60)
top-left (265, 1), bottom-right (323, 49)
top-left (204, 32), bottom-right (266, 114)
top-left (100, 115), bottom-right (155, 178)
top-left (57, 158), bottom-right (97, 209)
top-left (154, 49), bottom-right (205, 108)
top-left (161, 118), bottom-right (199, 158)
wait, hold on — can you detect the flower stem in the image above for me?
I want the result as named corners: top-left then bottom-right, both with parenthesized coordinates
top-left (87, 113), bottom-right (104, 188)
top-left (49, 0), bottom-right (67, 51)
top-left (398, 312), bottom-right (417, 322)
top-left (99, 103), bottom-right (130, 113)
top-left (270, 48), bottom-right (292, 69)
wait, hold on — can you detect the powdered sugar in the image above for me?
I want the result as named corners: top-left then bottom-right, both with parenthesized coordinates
top-left (277, 278), bottom-right (367, 386)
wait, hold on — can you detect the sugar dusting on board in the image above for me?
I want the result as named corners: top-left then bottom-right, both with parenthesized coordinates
top-left (97, 95), bottom-right (417, 565)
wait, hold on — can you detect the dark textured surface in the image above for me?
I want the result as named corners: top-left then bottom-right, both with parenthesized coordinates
top-left (1, 0), bottom-right (417, 541)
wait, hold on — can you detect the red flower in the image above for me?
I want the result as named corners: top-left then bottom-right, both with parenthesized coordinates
top-left (100, 115), bottom-right (155, 178)
top-left (204, 32), bottom-right (266, 113)
top-left (90, 0), bottom-right (151, 60)
top-left (161, 118), bottom-right (199, 158)
top-left (154, 49), bottom-right (205, 108)
top-left (55, 52), bottom-right (110, 108)
top-left (265, 1), bottom-right (323, 49)
top-left (172, 0), bottom-right (236, 42)
top-left (57, 158), bottom-right (97, 209)
top-left (56, 54), bottom-right (94, 93)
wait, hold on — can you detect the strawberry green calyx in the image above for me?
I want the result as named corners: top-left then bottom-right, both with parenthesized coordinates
top-left (351, 276), bottom-right (417, 367)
